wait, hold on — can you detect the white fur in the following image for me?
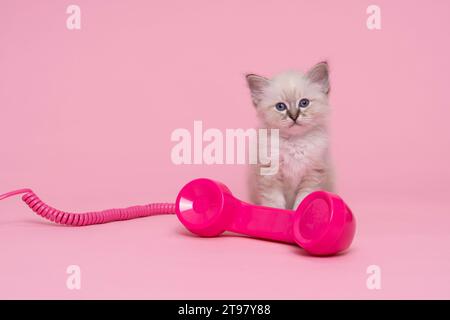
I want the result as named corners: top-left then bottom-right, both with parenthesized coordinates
top-left (247, 62), bottom-right (334, 209)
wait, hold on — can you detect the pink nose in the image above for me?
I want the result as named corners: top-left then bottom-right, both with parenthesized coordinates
top-left (175, 178), bottom-right (356, 256)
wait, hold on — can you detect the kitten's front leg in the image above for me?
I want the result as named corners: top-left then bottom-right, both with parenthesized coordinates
top-left (293, 168), bottom-right (330, 209)
top-left (293, 190), bottom-right (314, 210)
top-left (250, 174), bottom-right (287, 209)
top-left (258, 186), bottom-right (286, 209)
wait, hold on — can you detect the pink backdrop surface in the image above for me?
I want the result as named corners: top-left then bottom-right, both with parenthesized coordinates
top-left (1, 0), bottom-right (449, 299)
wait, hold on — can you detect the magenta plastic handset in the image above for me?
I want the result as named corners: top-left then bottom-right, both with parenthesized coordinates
top-left (176, 179), bottom-right (355, 256)
top-left (0, 178), bottom-right (356, 256)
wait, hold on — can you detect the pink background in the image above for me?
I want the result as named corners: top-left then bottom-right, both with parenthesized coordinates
top-left (1, 0), bottom-right (449, 299)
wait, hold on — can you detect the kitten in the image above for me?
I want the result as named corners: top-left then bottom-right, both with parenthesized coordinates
top-left (246, 61), bottom-right (334, 210)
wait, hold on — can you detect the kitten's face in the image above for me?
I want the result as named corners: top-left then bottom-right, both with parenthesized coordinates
top-left (246, 62), bottom-right (330, 136)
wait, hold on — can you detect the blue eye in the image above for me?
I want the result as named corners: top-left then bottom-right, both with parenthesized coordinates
top-left (275, 102), bottom-right (287, 111)
top-left (299, 98), bottom-right (310, 108)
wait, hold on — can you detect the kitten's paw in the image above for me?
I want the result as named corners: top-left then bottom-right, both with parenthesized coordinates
top-left (293, 193), bottom-right (310, 210)
top-left (258, 193), bottom-right (287, 209)
top-left (261, 201), bottom-right (286, 209)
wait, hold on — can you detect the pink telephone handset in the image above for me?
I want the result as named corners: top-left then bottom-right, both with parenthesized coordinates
top-left (0, 178), bottom-right (356, 256)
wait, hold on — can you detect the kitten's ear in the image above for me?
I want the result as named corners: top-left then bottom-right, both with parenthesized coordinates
top-left (307, 61), bottom-right (330, 94)
top-left (246, 74), bottom-right (270, 106)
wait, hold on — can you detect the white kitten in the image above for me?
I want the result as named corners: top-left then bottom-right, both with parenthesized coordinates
top-left (246, 62), bottom-right (334, 210)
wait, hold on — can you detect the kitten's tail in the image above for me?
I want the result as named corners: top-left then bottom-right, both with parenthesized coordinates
top-left (0, 189), bottom-right (175, 226)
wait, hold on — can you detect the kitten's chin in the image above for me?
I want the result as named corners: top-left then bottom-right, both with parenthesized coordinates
top-left (279, 123), bottom-right (309, 137)
top-left (261, 120), bottom-right (314, 137)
